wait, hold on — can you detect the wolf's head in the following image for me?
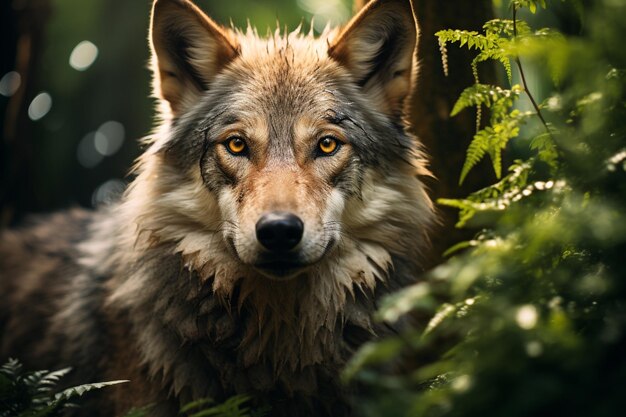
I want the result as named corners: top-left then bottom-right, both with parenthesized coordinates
top-left (104, 0), bottom-right (437, 371)
top-left (125, 0), bottom-right (434, 292)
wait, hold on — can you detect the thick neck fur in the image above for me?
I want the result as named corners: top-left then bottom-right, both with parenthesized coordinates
top-left (84, 127), bottom-right (433, 399)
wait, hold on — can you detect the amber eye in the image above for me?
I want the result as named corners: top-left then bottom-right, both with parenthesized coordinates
top-left (317, 136), bottom-right (340, 156)
top-left (225, 137), bottom-right (247, 156)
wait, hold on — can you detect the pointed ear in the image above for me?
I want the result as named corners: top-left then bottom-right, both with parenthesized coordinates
top-left (150, 0), bottom-right (239, 115)
top-left (329, 0), bottom-right (418, 118)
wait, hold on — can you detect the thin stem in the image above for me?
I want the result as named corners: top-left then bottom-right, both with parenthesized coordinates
top-left (513, 5), bottom-right (552, 136)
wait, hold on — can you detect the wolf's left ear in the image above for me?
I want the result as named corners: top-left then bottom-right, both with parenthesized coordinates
top-left (328, 0), bottom-right (418, 118)
top-left (150, 0), bottom-right (239, 115)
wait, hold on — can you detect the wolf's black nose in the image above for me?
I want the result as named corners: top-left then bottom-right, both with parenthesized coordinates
top-left (256, 212), bottom-right (304, 252)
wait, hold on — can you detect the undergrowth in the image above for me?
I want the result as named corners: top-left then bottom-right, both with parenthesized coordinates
top-left (346, 1), bottom-right (626, 416)
top-left (0, 358), bottom-right (126, 417)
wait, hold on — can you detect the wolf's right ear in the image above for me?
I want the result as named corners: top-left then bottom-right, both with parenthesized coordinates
top-left (150, 0), bottom-right (239, 115)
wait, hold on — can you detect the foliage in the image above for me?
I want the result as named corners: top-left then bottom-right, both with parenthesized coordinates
top-left (0, 358), bottom-right (127, 417)
top-left (346, 1), bottom-right (626, 417)
top-left (0, 357), bottom-right (269, 417)
top-left (122, 395), bottom-right (270, 417)
top-left (436, 10), bottom-right (560, 184)
top-left (179, 395), bottom-right (270, 417)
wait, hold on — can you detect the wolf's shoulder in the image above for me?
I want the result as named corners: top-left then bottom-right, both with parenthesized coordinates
top-left (2, 207), bottom-right (95, 245)
top-left (0, 208), bottom-right (96, 290)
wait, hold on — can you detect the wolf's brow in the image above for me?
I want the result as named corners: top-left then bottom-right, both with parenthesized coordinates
top-left (223, 115), bottom-right (240, 126)
top-left (323, 110), bottom-right (350, 125)
top-left (196, 109), bottom-right (235, 135)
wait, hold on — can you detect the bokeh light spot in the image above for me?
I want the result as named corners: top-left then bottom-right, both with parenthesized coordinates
top-left (525, 341), bottom-right (543, 357)
top-left (516, 305), bottom-right (538, 330)
top-left (94, 121), bottom-right (125, 156)
top-left (297, 0), bottom-right (349, 32)
top-left (0, 71), bottom-right (21, 97)
top-left (69, 40), bottom-right (99, 71)
top-left (451, 375), bottom-right (472, 393)
top-left (77, 132), bottom-right (104, 168)
top-left (92, 179), bottom-right (126, 207)
top-left (28, 92), bottom-right (52, 121)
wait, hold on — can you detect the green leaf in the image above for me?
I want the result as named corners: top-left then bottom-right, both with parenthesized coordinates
top-left (460, 129), bottom-right (490, 185)
top-left (53, 380), bottom-right (128, 403)
top-left (377, 282), bottom-right (435, 322)
top-left (423, 304), bottom-right (457, 337)
top-left (530, 132), bottom-right (559, 170)
top-left (343, 339), bottom-right (406, 382)
top-left (181, 398), bottom-right (216, 414)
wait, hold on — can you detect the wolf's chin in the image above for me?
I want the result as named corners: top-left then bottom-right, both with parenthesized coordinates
top-left (253, 263), bottom-right (309, 281)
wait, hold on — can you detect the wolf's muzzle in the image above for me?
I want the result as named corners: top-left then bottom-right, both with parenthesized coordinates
top-left (255, 211), bottom-right (304, 252)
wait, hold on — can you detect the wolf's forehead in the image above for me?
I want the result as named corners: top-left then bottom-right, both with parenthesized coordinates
top-left (235, 29), bottom-right (335, 62)
top-left (229, 32), bottom-right (341, 101)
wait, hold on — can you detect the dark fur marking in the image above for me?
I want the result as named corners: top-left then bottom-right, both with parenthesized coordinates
top-left (164, 26), bottom-right (206, 92)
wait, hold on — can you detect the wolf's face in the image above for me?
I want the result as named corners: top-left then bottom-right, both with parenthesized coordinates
top-left (196, 73), bottom-right (353, 279)
top-left (136, 0), bottom-right (433, 284)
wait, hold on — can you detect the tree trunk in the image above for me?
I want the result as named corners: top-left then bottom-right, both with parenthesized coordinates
top-left (353, 0), bottom-right (497, 267)
top-left (0, 0), bottom-right (52, 228)
top-left (410, 1), bottom-right (497, 268)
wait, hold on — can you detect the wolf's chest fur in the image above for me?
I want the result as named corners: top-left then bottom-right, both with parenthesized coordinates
top-left (0, 0), bottom-right (435, 416)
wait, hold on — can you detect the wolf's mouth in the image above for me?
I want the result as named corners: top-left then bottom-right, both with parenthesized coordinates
top-left (254, 260), bottom-right (307, 279)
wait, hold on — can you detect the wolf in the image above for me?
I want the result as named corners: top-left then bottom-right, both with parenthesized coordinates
top-left (0, 0), bottom-right (435, 415)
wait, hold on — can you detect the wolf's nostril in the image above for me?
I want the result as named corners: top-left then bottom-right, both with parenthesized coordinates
top-left (255, 212), bottom-right (304, 252)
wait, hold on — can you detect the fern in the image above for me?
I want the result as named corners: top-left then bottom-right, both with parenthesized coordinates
top-left (483, 19), bottom-right (531, 37)
top-left (54, 380), bottom-right (129, 402)
top-left (438, 13), bottom-right (559, 185)
top-left (181, 395), bottom-right (270, 417)
top-left (530, 131), bottom-right (558, 170)
top-left (441, 160), bottom-right (534, 227)
top-left (436, 21), bottom-right (519, 84)
top-left (0, 358), bottom-right (127, 417)
top-left (451, 84), bottom-right (523, 120)
top-left (455, 84), bottom-right (531, 184)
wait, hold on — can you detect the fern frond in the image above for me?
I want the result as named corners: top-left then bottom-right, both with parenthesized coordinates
top-left (451, 84), bottom-right (523, 118)
top-left (531, 131), bottom-right (559, 170)
top-left (483, 19), bottom-right (531, 36)
top-left (0, 358), bottom-right (22, 378)
top-left (460, 130), bottom-right (490, 185)
top-left (183, 395), bottom-right (269, 417)
top-left (438, 37), bottom-right (449, 76)
top-left (498, 55), bottom-right (513, 84)
top-left (460, 110), bottom-right (528, 184)
top-left (1, 359), bottom-right (127, 417)
top-left (21, 370), bottom-right (50, 395)
top-left (436, 23), bottom-right (521, 82)
top-left (38, 368), bottom-right (73, 393)
top-left (443, 160), bottom-right (535, 227)
top-left (122, 405), bottom-right (153, 417)
top-left (181, 398), bottom-right (216, 413)
top-left (435, 30), bottom-right (496, 52)
top-left (53, 380), bottom-right (128, 403)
